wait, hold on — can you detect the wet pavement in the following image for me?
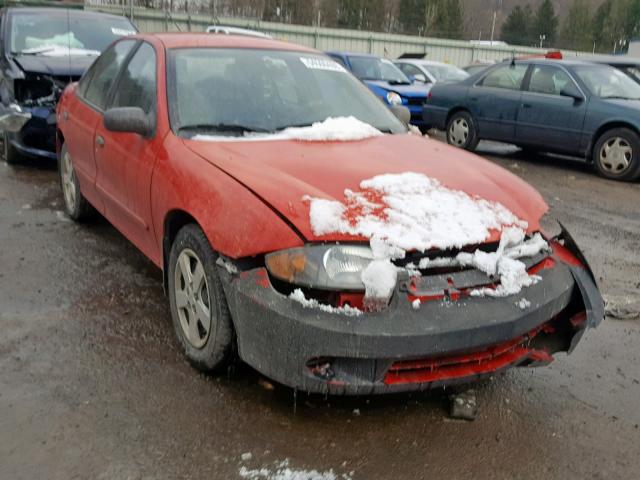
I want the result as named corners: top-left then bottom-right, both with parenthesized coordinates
top-left (1, 141), bottom-right (639, 480)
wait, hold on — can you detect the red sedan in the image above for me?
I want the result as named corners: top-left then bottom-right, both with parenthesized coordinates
top-left (56, 33), bottom-right (603, 395)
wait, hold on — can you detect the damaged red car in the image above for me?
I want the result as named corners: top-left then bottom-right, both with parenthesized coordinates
top-left (56, 33), bottom-right (604, 395)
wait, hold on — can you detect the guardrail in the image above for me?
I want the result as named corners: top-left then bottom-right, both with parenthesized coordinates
top-left (86, 3), bottom-right (590, 66)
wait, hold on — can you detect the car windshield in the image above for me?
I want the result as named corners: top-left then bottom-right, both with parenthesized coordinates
top-left (573, 64), bottom-right (640, 99)
top-left (427, 64), bottom-right (469, 83)
top-left (349, 56), bottom-right (411, 84)
top-left (9, 12), bottom-right (136, 56)
top-left (168, 49), bottom-right (406, 137)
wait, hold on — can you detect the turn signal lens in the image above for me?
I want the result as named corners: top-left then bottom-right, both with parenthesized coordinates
top-left (264, 251), bottom-right (307, 282)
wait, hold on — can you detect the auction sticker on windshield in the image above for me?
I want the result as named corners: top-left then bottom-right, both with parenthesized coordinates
top-left (300, 56), bottom-right (347, 72)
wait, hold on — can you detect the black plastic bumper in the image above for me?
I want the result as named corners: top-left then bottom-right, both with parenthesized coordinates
top-left (5, 105), bottom-right (57, 160)
top-left (220, 256), bottom-right (603, 395)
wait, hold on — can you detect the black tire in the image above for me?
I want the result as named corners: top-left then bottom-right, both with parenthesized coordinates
top-left (518, 146), bottom-right (542, 157)
top-left (3, 132), bottom-right (22, 165)
top-left (168, 224), bottom-right (235, 372)
top-left (58, 143), bottom-right (94, 221)
top-left (446, 110), bottom-right (479, 151)
top-left (592, 128), bottom-right (640, 181)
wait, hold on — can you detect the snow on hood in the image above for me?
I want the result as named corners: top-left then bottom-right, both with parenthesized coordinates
top-left (183, 133), bottom-right (548, 244)
top-left (193, 116), bottom-right (383, 142)
top-left (304, 172), bottom-right (547, 304)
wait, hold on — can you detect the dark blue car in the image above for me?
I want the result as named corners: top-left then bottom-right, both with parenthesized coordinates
top-left (423, 58), bottom-right (640, 181)
top-left (0, 7), bottom-right (136, 164)
top-left (326, 51), bottom-right (431, 130)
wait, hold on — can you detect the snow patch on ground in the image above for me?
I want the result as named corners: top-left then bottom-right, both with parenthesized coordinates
top-left (194, 116), bottom-right (382, 143)
top-left (289, 289), bottom-right (362, 316)
top-left (305, 172), bottom-right (543, 304)
top-left (239, 459), bottom-right (352, 480)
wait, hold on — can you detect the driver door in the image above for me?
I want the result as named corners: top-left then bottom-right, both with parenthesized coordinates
top-left (94, 42), bottom-right (159, 259)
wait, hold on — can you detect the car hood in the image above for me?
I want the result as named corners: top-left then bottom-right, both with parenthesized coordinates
top-left (12, 54), bottom-right (96, 77)
top-left (184, 134), bottom-right (547, 244)
top-left (363, 80), bottom-right (430, 98)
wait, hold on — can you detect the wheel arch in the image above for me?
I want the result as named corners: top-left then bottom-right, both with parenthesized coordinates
top-left (162, 209), bottom-right (200, 292)
top-left (588, 121), bottom-right (640, 162)
top-left (446, 107), bottom-right (473, 127)
top-left (56, 129), bottom-right (65, 158)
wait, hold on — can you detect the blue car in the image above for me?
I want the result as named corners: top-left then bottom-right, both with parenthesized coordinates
top-left (423, 58), bottom-right (640, 181)
top-left (326, 51), bottom-right (431, 130)
top-left (0, 7), bottom-right (137, 164)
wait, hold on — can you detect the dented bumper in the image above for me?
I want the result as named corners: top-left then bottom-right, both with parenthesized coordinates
top-left (1, 104), bottom-right (57, 159)
top-left (220, 246), bottom-right (603, 395)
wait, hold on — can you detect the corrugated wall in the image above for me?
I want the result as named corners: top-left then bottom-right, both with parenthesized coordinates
top-left (88, 4), bottom-right (589, 66)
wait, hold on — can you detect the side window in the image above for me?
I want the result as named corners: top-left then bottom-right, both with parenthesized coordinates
top-left (480, 64), bottom-right (528, 90)
top-left (82, 39), bottom-right (136, 110)
top-left (398, 63), bottom-right (422, 77)
top-left (528, 65), bottom-right (574, 95)
top-left (111, 42), bottom-right (157, 118)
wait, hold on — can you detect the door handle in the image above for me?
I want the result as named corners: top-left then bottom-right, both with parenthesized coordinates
top-left (95, 135), bottom-right (105, 147)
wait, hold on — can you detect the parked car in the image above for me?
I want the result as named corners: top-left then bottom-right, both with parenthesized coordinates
top-left (205, 25), bottom-right (272, 38)
top-left (423, 58), bottom-right (640, 181)
top-left (394, 57), bottom-right (469, 85)
top-left (325, 51), bottom-right (431, 130)
top-left (463, 61), bottom-right (493, 76)
top-left (0, 7), bottom-right (136, 164)
top-left (57, 33), bottom-right (602, 395)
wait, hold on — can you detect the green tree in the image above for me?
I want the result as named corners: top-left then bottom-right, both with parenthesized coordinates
top-left (561, 0), bottom-right (594, 51)
top-left (433, 0), bottom-right (464, 39)
top-left (501, 5), bottom-right (533, 46)
top-left (399, 0), bottom-right (427, 35)
top-left (533, 0), bottom-right (558, 47)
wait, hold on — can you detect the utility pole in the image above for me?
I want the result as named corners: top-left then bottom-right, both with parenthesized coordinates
top-left (490, 10), bottom-right (497, 43)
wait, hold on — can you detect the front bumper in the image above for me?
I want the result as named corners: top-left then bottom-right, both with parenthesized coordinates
top-left (220, 246), bottom-right (604, 395)
top-left (2, 104), bottom-right (56, 160)
top-left (422, 105), bottom-right (449, 131)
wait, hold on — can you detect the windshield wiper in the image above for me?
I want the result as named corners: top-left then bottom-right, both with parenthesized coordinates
top-left (602, 95), bottom-right (640, 100)
top-left (388, 80), bottom-right (411, 85)
top-left (178, 123), bottom-right (272, 136)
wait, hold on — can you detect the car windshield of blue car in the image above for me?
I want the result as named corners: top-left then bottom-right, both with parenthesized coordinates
top-left (9, 12), bottom-right (136, 56)
top-left (168, 49), bottom-right (407, 137)
top-left (349, 56), bottom-right (411, 85)
top-left (573, 64), bottom-right (640, 100)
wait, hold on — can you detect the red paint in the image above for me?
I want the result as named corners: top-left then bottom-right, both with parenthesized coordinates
top-left (58, 32), bottom-right (548, 275)
top-left (254, 269), bottom-right (271, 289)
top-left (551, 241), bottom-right (584, 267)
top-left (337, 293), bottom-right (365, 310)
top-left (384, 325), bottom-right (553, 385)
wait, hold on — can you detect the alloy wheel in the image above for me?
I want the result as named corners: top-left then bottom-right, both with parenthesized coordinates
top-left (599, 137), bottom-right (632, 174)
top-left (449, 118), bottom-right (469, 146)
top-left (61, 150), bottom-right (77, 211)
top-left (173, 248), bottom-right (212, 349)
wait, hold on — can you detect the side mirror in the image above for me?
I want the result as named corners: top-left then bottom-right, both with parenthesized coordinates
top-left (104, 107), bottom-right (152, 136)
top-left (390, 105), bottom-right (411, 124)
top-left (560, 86), bottom-right (584, 102)
top-left (412, 73), bottom-right (427, 83)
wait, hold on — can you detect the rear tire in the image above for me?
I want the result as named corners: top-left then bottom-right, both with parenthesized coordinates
top-left (446, 111), bottom-right (479, 151)
top-left (592, 128), bottom-right (640, 181)
top-left (3, 132), bottom-right (21, 165)
top-left (168, 224), bottom-right (235, 372)
top-left (58, 143), bottom-right (94, 221)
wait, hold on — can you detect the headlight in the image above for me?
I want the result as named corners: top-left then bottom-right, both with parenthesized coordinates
top-left (386, 91), bottom-right (402, 106)
top-left (265, 245), bottom-right (373, 291)
top-left (539, 213), bottom-right (562, 240)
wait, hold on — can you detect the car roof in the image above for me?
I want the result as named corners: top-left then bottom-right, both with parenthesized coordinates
top-left (506, 58), bottom-right (605, 68)
top-left (579, 54), bottom-right (640, 67)
top-left (395, 59), bottom-right (451, 67)
top-left (4, 6), bottom-right (131, 21)
top-left (142, 33), bottom-right (317, 52)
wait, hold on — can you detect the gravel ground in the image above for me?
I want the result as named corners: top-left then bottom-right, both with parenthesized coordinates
top-left (1, 139), bottom-right (639, 480)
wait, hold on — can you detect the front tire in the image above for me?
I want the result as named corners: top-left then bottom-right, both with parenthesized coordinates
top-left (592, 128), bottom-right (640, 181)
top-left (58, 143), bottom-right (94, 221)
top-left (168, 224), bottom-right (235, 372)
top-left (446, 111), bottom-right (479, 151)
